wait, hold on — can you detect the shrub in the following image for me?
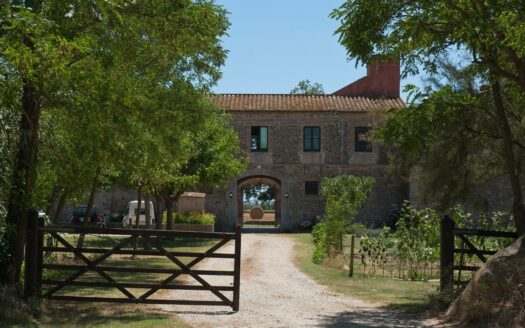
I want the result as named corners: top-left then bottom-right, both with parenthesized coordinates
top-left (0, 204), bottom-right (12, 283)
top-left (320, 175), bottom-right (375, 257)
top-left (311, 175), bottom-right (375, 264)
top-left (346, 223), bottom-right (366, 236)
top-left (162, 211), bottom-right (215, 225)
top-left (311, 221), bottom-right (327, 264)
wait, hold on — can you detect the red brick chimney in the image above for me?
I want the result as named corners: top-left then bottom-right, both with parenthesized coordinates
top-left (332, 58), bottom-right (400, 98)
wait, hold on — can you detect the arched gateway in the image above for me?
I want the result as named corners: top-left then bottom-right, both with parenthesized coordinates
top-left (224, 168), bottom-right (290, 231)
top-left (237, 175), bottom-right (281, 227)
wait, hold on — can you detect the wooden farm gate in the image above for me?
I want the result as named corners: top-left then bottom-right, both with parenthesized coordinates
top-left (440, 215), bottom-right (518, 291)
top-left (24, 211), bottom-right (242, 311)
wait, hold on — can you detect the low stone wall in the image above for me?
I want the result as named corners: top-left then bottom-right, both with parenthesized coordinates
top-left (173, 223), bottom-right (214, 232)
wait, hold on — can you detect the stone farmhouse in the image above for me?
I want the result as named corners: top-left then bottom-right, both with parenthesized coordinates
top-left (92, 60), bottom-right (408, 231)
top-left (206, 60), bottom-right (407, 231)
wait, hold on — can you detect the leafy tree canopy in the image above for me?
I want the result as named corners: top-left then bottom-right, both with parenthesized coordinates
top-left (290, 80), bottom-right (324, 95)
top-left (331, 0), bottom-right (525, 234)
top-left (0, 0), bottom-right (231, 285)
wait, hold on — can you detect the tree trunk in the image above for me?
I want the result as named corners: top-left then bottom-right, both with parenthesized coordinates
top-left (76, 174), bottom-right (99, 257)
top-left (154, 195), bottom-right (163, 230)
top-left (144, 194), bottom-right (151, 228)
top-left (45, 186), bottom-right (61, 218)
top-left (132, 185), bottom-right (142, 259)
top-left (164, 195), bottom-right (174, 230)
top-left (108, 184), bottom-right (118, 215)
top-left (3, 78), bottom-right (41, 285)
top-left (135, 185), bottom-right (142, 228)
top-left (491, 79), bottom-right (525, 235)
top-left (83, 175), bottom-right (99, 225)
top-left (54, 188), bottom-right (69, 225)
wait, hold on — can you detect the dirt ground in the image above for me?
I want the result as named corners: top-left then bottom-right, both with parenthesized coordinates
top-left (162, 234), bottom-right (444, 328)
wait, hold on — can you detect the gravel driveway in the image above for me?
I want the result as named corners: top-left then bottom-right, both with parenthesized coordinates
top-left (162, 234), bottom-right (442, 328)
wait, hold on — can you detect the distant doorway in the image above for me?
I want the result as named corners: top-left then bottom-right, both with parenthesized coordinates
top-left (237, 176), bottom-right (281, 228)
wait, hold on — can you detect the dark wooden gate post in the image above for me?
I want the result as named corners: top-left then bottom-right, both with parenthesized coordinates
top-left (24, 209), bottom-right (42, 299)
top-left (440, 215), bottom-right (455, 292)
top-left (348, 234), bottom-right (355, 277)
top-left (36, 215), bottom-right (44, 295)
top-left (232, 225), bottom-right (242, 311)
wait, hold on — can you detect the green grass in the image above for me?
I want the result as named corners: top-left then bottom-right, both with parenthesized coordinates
top-left (287, 233), bottom-right (439, 313)
top-left (3, 234), bottom-right (221, 327)
top-left (5, 303), bottom-right (192, 328)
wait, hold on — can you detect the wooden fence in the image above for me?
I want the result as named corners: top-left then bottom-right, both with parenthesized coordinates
top-left (24, 210), bottom-right (242, 311)
top-left (440, 215), bottom-right (518, 291)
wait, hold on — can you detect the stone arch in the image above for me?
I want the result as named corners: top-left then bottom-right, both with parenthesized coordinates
top-left (237, 175), bottom-right (281, 227)
top-left (226, 168), bottom-right (290, 231)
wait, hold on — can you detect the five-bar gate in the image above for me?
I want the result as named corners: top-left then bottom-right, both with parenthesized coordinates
top-left (24, 211), bottom-right (242, 311)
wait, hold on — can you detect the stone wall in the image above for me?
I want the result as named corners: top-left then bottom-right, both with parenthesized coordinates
top-left (205, 110), bottom-right (408, 231)
top-left (409, 164), bottom-right (513, 215)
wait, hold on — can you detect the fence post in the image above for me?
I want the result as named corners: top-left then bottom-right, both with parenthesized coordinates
top-left (24, 209), bottom-right (39, 299)
top-left (232, 225), bottom-right (242, 311)
top-left (348, 234), bottom-right (355, 277)
top-left (440, 215), bottom-right (455, 292)
top-left (36, 215), bottom-right (44, 295)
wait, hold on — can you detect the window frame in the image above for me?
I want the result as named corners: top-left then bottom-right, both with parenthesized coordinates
top-left (303, 126), bottom-right (321, 152)
top-left (304, 181), bottom-right (319, 195)
top-left (250, 126), bottom-right (269, 152)
top-left (355, 127), bottom-right (372, 153)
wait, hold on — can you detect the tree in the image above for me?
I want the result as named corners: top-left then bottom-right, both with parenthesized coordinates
top-left (0, 0), bottom-right (229, 286)
top-left (378, 60), bottom-right (525, 214)
top-left (244, 185), bottom-right (275, 204)
top-left (331, 1), bottom-right (525, 235)
top-left (158, 105), bottom-right (247, 229)
top-left (290, 80), bottom-right (324, 95)
top-left (312, 175), bottom-right (374, 263)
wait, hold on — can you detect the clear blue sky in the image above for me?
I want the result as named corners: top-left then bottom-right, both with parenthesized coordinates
top-left (213, 0), bottom-right (421, 101)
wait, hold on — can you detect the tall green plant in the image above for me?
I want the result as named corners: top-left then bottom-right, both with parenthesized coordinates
top-left (395, 203), bottom-right (440, 280)
top-left (360, 227), bottom-right (391, 275)
top-left (312, 175), bottom-right (374, 263)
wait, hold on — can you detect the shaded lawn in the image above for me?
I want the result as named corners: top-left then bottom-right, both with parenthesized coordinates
top-left (5, 303), bottom-right (191, 328)
top-left (287, 233), bottom-right (439, 313)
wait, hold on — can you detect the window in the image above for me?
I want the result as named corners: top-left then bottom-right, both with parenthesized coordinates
top-left (305, 181), bottom-right (319, 195)
top-left (251, 126), bottom-right (268, 151)
top-left (304, 126), bottom-right (321, 152)
top-left (134, 208), bottom-right (147, 216)
top-left (355, 127), bottom-right (372, 152)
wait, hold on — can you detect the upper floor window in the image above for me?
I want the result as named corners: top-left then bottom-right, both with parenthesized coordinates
top-left (355, 127), bottom-right (372, 152)
top-left (251, 126), bottom-right (268, 152)
top-left (304, 126), bottom-right (321, 152)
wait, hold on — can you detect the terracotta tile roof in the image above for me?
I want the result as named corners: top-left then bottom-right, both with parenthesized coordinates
top-left (213, 94), bottom-right (405, 112)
